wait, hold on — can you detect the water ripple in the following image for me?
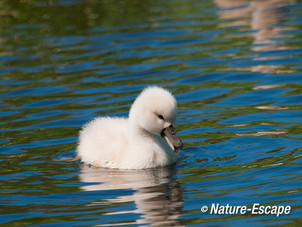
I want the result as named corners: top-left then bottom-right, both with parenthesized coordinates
top-left (0, 0), bottom-right (302, 226)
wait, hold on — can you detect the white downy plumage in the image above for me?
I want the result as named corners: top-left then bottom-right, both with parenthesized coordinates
top-left (77, 86), bottom-right (183, 169)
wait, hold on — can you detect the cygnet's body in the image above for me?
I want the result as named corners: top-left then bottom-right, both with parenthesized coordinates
top-left (77, 86), bottom-right (183, 169)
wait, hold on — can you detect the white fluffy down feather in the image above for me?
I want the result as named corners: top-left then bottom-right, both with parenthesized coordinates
top-left (77, 86), bottom-right (183, 169)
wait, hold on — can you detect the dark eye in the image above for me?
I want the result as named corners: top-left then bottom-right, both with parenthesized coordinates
top-left (158, 115), bottom-right (164, 120)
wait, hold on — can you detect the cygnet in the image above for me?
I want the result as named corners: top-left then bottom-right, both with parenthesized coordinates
top-left (77, 86), bottom-right (183, 169)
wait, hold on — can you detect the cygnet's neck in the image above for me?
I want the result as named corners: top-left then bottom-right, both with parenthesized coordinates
top-left (128, 104), bottom-right (152, 145)
top-left (128, 121), bottom-right (157, 144)
top-left (127, 115), bottom-right (176, 168)
top-left (127, 102), bottom-right (169, 158)
top-left (128, 118), bottom-right (165, 154)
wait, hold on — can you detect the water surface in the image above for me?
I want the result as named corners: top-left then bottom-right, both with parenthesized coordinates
top-left (1, 0), bottom-right (302, 226)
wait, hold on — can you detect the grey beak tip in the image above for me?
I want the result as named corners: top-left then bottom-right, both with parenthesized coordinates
top-left (162, 125), bottom-right (183, 152)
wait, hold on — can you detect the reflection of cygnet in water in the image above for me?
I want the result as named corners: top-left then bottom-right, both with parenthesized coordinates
top-left (79, 165), bottom-right (184, 226)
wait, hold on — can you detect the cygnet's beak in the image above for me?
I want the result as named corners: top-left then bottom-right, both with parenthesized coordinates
top-left (161, 125), bottom-right (183, 152)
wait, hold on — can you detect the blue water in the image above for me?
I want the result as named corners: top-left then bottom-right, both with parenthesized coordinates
top-left (1, 0), bottom-right (302, 226)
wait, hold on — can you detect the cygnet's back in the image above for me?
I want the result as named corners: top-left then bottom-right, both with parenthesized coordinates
top-left (78, 117), bottom-right (129, 168)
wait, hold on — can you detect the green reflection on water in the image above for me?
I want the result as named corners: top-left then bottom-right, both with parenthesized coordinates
top-left (0, 0), bottom-right (302, 226)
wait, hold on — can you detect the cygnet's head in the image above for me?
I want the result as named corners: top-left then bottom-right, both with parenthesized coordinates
top-left (129, 86), bottom-right (183, 152)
